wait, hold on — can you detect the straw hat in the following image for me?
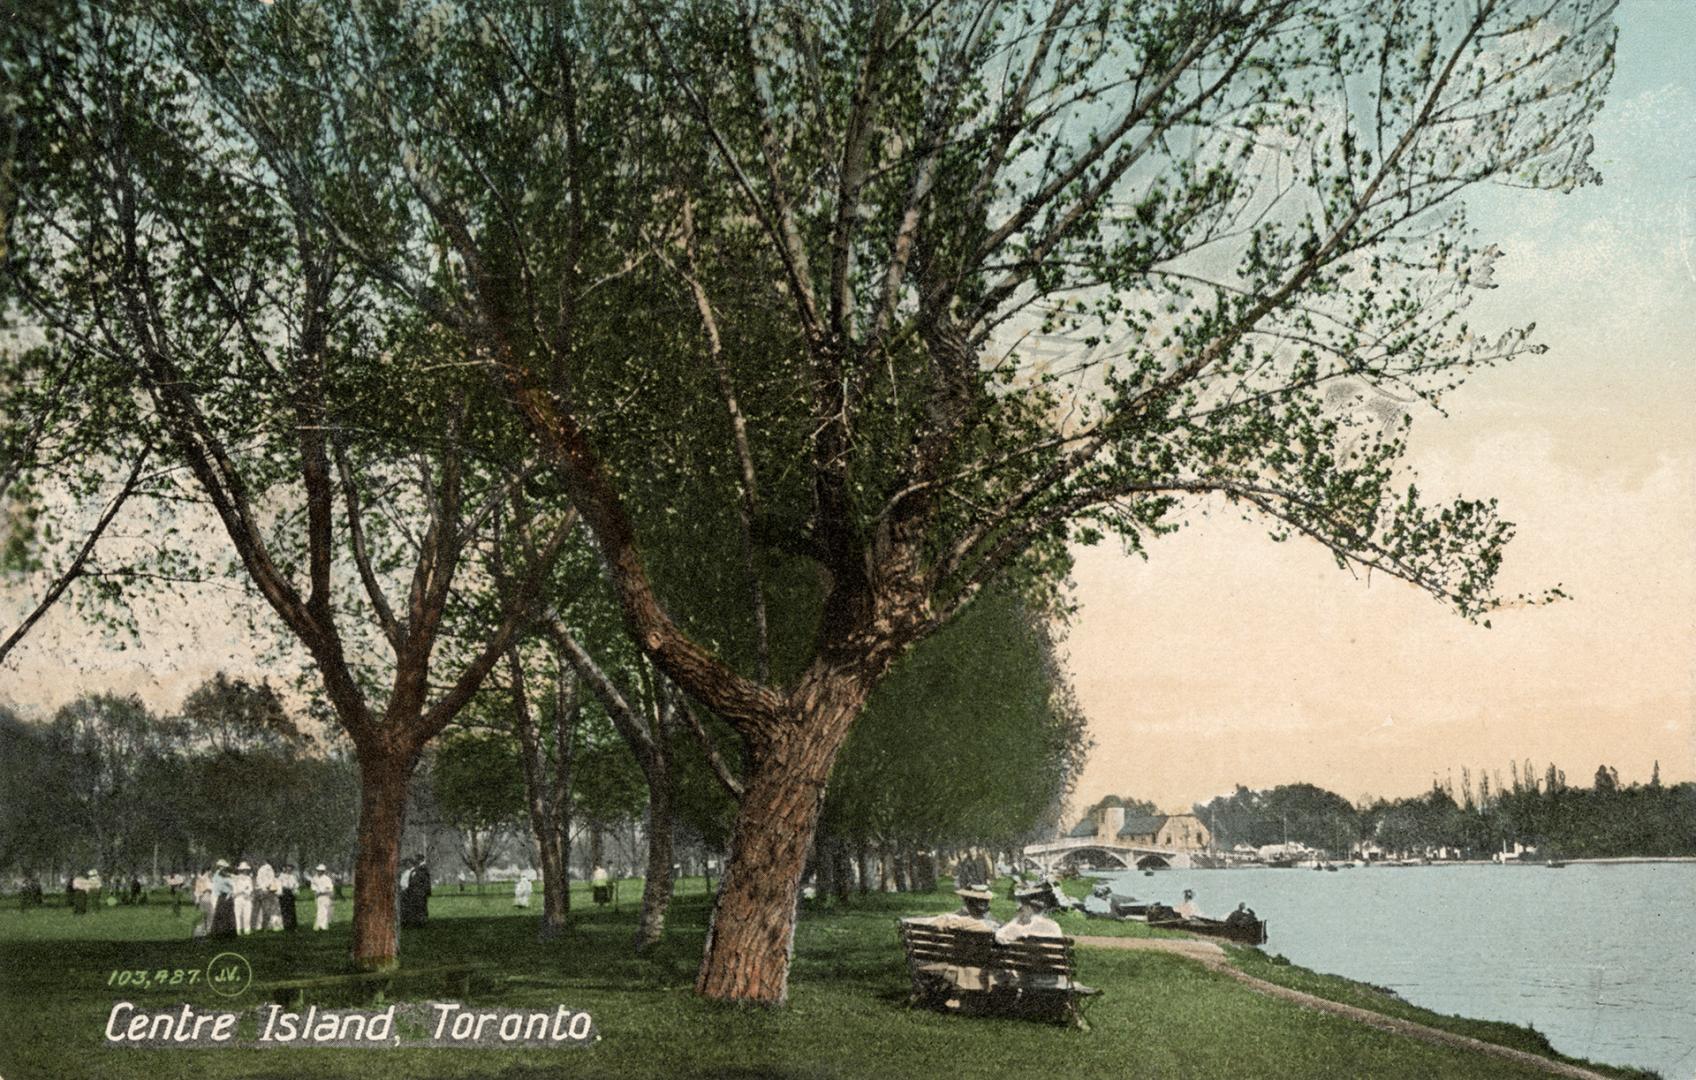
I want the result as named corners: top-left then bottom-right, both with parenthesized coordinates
top-left (953, 885), bottom-right (994, 901)
top-left (236, 861), bottom-right (251, 871)
top-left (314, 864), bottom-right (327, 872)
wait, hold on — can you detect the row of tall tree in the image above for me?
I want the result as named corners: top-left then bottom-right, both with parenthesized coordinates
top-left (5, 0), bottom-right (1617, 1002)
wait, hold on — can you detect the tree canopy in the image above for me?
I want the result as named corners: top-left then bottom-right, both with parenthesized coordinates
top-left (6, 0), bottom-right (1617, 1002)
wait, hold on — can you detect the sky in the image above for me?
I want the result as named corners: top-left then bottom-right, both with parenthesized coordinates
top-left (2, 1), bottom-right (1692, 816)
top-left (1067, 0), bottom-right (1696, 812)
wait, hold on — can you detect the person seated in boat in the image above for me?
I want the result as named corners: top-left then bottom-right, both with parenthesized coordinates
top-left (1224, 902), bottom-right (1257, 930)
top-left (1176, 889), bottom-right (1200, 919)
top-left (1039, 877), bottom-right (1077, 912)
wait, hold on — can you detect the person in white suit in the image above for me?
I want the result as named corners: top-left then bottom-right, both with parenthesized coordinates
top-left (513, 870), bottom-right (534, 908)
top-left (232, 862), bottom-right (255, 934)
top-left (309, 865), bottom-right (335, 931)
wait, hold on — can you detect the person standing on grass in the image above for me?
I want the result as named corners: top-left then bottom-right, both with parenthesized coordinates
top-left (191, 867), bottom-right (213, 937)
top-left (309, 864), bottom-right (334, 931)
top-left (232, 861), bottom-right (255, 935)
top-left (254, 861), bottom-right (280, 931)
top-left (277, 864), bottom-right (299, 931)
top-left (514, 870), bottom-right (533, 908)
top-left (400, 856), bottom-right (432, 928)
top-left (210, 861), bottom-right (236, 938)
top-left (69, 872), bottom-right (89, 915)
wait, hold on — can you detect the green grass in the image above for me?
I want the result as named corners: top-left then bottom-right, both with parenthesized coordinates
top-left (0, 877), bottom-right (1647, 1080)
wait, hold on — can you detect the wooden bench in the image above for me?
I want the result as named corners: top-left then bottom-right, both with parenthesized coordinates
top-left (897, 921), bottom-right (1101, 1029)
top-left (264, 963), bottom-right (484, 1009)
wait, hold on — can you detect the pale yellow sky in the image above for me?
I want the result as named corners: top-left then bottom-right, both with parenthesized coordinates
top-left (1069, 0), bottom-right (1696, 809)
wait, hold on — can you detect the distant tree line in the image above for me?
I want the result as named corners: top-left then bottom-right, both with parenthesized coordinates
top-left (1189, 762), bottom-right (1696, 859)
top-left (0, 676), bottom-right (357, 883)
top-left (0, 589), bottom-right (1092, 900)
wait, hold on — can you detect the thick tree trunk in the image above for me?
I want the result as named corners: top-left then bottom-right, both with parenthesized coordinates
top-left (351, 748), bottom-right (417, 971)
top-left (694, 691), bottom-right (861, 1004)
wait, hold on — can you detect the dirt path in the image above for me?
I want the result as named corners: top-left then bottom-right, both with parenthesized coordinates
top-left (1072, 935), bottom-right (1614, 1080)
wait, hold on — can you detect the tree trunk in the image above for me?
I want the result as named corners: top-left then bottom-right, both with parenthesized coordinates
top-left (694, 691), bottom-right (861, 1005)
top-left (634, 754), bottom-right (674, 952)
top-left (916, 848), bottom-right (938, 893)
top-left (832, 842), bottom-right (853, 903)
top-left (513, 668), bottom-right (572, 940)
top-left (351, 748), bottom-right (417, 972)
top-left (856, 840), bottom-right (871, 896)
top-left (815, 835), bottom-right (836, 901)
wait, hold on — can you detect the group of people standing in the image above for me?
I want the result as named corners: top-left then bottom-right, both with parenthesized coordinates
top-left (191, 860), bottom-right (336, 938)
top-left (66, 869), bottom-right (104, 913)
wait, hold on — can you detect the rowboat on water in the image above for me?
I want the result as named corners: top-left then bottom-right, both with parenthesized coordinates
top-left (1147, 912), bottom-right (1269, 946)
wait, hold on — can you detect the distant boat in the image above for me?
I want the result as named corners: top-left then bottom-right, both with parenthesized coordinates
top-left (1545, 859), bottom-right (1568, 868)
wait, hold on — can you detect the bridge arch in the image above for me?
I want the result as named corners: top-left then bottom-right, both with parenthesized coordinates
top-left (1048, 846), bottom-right (1132, 870)
top-left (1135, 853), bottom-right (1171, 870)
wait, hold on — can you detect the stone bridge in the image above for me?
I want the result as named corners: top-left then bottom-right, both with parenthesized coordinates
top-left (1020, 837), bottom-right (1198, 871)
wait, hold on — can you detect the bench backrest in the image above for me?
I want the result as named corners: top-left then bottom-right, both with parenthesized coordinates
top-left (899, 922), bottom-right (1075, 976)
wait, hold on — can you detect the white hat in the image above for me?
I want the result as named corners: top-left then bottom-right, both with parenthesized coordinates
top-left (237, 861), bottom-right (251, 871)
top-left (954, 885), bottom-right (994, 901)
top-left (315, 864), bottom-right (327, 872)
top-left (87, 868), bottom-right (98, 876)
top-left (215, 859), bottom-right (230, 869)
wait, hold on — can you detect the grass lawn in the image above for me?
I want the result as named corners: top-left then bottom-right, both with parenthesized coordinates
top-left (0, 877), bottom-right (1648, 1080)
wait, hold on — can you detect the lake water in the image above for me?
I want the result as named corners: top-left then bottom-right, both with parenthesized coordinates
top-left (1091, 861), bottom-right (1696, 1079)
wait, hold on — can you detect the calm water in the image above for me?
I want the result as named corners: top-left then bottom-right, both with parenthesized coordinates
top-left (1092, 861), bottom-right (1696, 1078)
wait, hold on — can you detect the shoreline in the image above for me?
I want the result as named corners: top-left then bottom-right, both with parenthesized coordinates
top-left (1073, 935), bottom-right (1622, 1080)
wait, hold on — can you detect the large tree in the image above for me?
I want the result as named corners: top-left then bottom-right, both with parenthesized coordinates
top-left (14, 0), bottom-right (1614, 1001)
top-left (9, 3), bottom-right (577, 969)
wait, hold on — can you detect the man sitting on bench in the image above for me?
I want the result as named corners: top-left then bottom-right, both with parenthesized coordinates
top-left (902, 885), bottom-right (1000, 1007)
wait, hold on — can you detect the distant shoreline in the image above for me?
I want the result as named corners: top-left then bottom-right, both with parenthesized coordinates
top-left (1090, 855), bottom-right (1696, 872)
